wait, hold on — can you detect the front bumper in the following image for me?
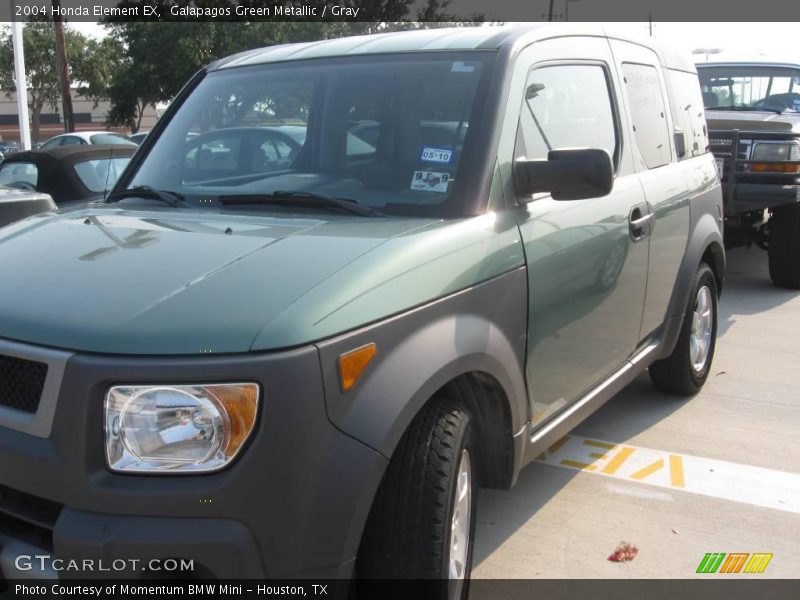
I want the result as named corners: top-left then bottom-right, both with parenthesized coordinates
top-left (0, 338), bottom-right (387, 580)
top-left (721, 180), bottom-right (800, 215)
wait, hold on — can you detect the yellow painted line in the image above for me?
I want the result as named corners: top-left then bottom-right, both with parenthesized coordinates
top-left (536, 435), bottom-right (800, 514)
top-left (582, 439), bottom-right (617, 450)
top-left (600, 446), bottom-right (635, 475)
top-left (548, 436), bottom-right (570, 454)
top-left (560, 460), bottom-right (596, 471)
top-left (630, 458), bottom-right (664, 481)
top-left (670, 455), bottom-right (685, 488)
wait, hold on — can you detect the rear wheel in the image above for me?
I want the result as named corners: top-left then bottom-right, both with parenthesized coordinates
top-left (768, 204), bottom-right (800, 289)
top-left (650, 262), bottom-right (718, 395)
top-left (358, 399), bottom-right (477, 599)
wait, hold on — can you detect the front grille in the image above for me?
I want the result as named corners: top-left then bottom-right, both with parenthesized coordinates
top-left (0, 353), bottom-right (48, 413)
top-left (0, 483), bottom-right (62, 551)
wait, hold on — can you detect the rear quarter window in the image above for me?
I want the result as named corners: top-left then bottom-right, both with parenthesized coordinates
top-left (621, 62), bottom-right (672, 169)
top-left (666, 68), bottom-right (709, 158)
top-left (73, 158), bottom-right (131, 192)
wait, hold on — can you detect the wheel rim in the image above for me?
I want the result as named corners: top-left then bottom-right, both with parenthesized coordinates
top-left (690, 285), bottom-right (714, 373)
top-left (447, 449), bottom-right (472, 599)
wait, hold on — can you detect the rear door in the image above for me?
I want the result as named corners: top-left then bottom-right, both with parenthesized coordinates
top-left (608, 40), bottom-right (691, 338)
top-left (501, 36), bottom-right (651, 425)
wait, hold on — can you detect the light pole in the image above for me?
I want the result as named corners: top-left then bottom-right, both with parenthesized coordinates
top-left (565, 0), bottom-right (580, 21)
top-left (692, 48), bottom-right (723, 62)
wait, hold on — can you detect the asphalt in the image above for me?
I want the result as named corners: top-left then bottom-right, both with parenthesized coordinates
top-left (473, 246), bottom-right (800, 580)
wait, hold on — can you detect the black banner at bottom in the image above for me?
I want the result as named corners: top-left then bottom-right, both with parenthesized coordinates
top-left (2, 580), bottom-right (799, 600)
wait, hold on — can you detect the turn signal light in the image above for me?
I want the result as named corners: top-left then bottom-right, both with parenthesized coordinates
top-left (338, 343), bottom-right (377, 392)
top-left (749, 163), bottom-right (800, 173)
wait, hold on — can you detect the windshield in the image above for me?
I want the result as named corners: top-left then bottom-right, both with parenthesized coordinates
top-left (698, 65), bottom-right (800, 112)
top-left (125, 53), bottom-right (494, 216)
top-left (90, 133), bottom-right (137, 146)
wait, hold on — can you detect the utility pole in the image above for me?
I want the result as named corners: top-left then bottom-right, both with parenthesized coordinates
top-left (548, 0), bottom-right (555, 21)
top-left (10, 8), bottom-right (31, 149)
top-left (52, 0), bottom-right (75, 133)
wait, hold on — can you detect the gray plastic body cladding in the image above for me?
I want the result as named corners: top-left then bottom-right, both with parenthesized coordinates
top-left (0, 345), bottom-right (386, 578)
top-left (0, 193), bottom-right (55, 229)
top-left (316, 267), bottom-right (529, 477)
top-left (655, 182), bottom-right (725, 360)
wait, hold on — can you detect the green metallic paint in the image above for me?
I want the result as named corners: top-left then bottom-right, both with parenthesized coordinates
top-left (0, 205), bottom-right (524, 355)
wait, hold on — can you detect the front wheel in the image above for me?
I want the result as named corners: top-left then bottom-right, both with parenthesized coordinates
top-left (357, 399), bottom-right (477, 599)
top-left (768, 204), bottom-right (800, 289)
top-left (649, 262), bottom-right (718, 395)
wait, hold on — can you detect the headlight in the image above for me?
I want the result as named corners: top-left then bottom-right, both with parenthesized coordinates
top-left (105, 383), bottom-right (259, 473)
top-left (750, 142), bottom-right (800, 173)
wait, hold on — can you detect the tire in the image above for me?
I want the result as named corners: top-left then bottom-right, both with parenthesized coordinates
top-left (357, 398), bottom-right (477, 599)
top-left (649, 262), bottom-right (718, 395)
top-left (768, 204), bottom-right (800, 289)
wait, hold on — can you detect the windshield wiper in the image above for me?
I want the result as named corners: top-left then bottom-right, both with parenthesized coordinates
top-left (219, 190), bottom-right (383, 217)
top-left (105, 186), bottom-right (189, 207)
top-left (710, 105), bottom-right (784, 114)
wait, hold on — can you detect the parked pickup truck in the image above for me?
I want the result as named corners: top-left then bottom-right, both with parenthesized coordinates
top-left (0, 25), bottom-right (723, 594)
top-left (698, 60), bottom-right (800, 288)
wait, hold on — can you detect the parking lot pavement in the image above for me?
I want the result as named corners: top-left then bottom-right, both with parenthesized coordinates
top-left (473, 246), bottom-right (800, 580)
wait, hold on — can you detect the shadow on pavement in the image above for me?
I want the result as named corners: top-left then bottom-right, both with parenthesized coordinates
top-left (473, 245), bottom-right (799, 569)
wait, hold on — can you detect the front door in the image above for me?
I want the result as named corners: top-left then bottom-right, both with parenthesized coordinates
top-left (508, 37), bottom-right (651, 425)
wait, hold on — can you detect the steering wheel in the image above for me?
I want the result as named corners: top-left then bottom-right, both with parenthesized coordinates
top-left (7, 180), bottom-right (36, 191)
top-left (753, 93), bottom-right (800, 111)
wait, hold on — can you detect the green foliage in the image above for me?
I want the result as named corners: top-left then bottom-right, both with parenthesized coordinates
top-left (100, 0), bottom-right (482, 132)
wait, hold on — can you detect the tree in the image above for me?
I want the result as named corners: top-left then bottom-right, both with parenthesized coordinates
top-left (0, 22), bottom-right (93, 142)
top-left (101, 1), bottom-right (482, 132)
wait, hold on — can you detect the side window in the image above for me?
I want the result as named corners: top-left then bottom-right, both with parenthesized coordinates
top-left (666, 69), bottom-right (709, 159)
top-left (621, 63), bottom-right (672, 168)
top-left (0, 162), bottom-right (39, 189)
top-left (59, 136), bottom-right (83, 147)
top-left (515, 64), bottom-right (618, 168)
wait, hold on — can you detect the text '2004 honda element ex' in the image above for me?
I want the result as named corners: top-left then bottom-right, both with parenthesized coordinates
top-left (0, 25), bottom-right (723, 595)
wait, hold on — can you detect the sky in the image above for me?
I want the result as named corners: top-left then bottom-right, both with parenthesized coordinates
top-left (68, 21), bottom-right (799, 63)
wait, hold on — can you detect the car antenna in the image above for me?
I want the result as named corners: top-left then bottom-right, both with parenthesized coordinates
top-left (103, 144), bottom-right (114, 201)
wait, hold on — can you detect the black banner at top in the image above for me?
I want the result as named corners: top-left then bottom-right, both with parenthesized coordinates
top-left (2, 0), bottom-right (800, 22)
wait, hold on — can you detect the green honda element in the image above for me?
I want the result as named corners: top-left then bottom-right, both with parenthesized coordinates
top-left (0, 25), bottom-right (723, 596)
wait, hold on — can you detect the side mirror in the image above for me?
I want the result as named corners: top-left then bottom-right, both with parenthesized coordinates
top-left (674, 129), bottom-right (687, 158)
top-left (513, 148), bottom-right (613, 201)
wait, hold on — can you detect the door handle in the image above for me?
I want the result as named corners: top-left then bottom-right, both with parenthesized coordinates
top-left (629, 208), bottom-right (652, 241)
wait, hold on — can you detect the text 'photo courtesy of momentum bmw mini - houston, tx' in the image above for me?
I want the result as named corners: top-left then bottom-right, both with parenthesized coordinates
top-left (0, 24), bottom-right (726, 597)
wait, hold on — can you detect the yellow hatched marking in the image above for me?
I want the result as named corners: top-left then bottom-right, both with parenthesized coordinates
top-left (589, 452), bottom-right (608, 460)
top-left (548, 436), bottom-right (570, 454)
top-left (601, 446), bottom-right (635, 475)
top-left (560, 460), bottom-right (597, 471)
top-left (670, 455), bottom-right (685, 488)
top-left (583, 439), bottom-right (617, 450)
top-left (630, 458), bottom-right (664, 480)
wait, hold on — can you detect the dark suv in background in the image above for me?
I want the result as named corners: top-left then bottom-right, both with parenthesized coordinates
top-left (698, 61), bottom-right (800, 288)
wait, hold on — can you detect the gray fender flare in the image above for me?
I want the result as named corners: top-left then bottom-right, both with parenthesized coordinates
top-left (658, 211), bottom-right (725, 359)
top-left (315, 268), bottom-right (529, 465)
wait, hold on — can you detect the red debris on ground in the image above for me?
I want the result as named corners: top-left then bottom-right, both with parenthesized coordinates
top-left (608, 541), bottom-right (639, 562)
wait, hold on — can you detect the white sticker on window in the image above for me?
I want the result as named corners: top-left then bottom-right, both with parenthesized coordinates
top-left (410, 170), bottom-right (450, 193)
top-left (451, 62), bottom-right (476, 73)
top-left (420, 146), bottom-right (453, 164)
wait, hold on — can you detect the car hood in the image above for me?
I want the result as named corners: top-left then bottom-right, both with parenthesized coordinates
top-left (705, 109), bottom-right (800, 132)
top-left (0, 206), bottom-right (523, 354)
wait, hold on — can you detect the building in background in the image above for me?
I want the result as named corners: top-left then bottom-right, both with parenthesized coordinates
top-left (0, 88), bottom-right (159, 144)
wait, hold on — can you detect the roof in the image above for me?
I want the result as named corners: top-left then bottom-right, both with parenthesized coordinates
top-left (697, 60), bottom-right (800, 69)
top-left (209, 24), bottom-right (693, 75)
top-left (214, 24), bottom-right (664, 69)
top-left (5, 144), bottom-right (137, 166)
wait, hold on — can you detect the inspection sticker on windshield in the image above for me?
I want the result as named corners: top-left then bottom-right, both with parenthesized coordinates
top-left (411, 170), bottom-right (450, 193)
top-left (420, 146), bottom-right (453, 164)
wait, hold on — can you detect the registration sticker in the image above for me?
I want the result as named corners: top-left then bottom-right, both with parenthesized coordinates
top-left (410, 170), bottom-right (450, 193)
top-left (420, 146), bottom-right (453, 164)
